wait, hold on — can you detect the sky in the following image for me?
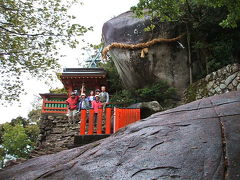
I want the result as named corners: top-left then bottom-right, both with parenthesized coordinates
top-left (0, 0), bottom-right (139, 124)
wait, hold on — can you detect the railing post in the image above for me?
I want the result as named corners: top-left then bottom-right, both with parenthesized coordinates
top-left (131, 109), bottom-right (134, 123)
top-left (105, 107), bottom-right (112, 134)
top-left (97, 108), bottom-right (103, 134)
top-left (80, 109), bottom-right (87, 135)
top-left (133, 109), bottom-right (137, 123)
top-left (122, 108), bottom-right (126, 129)
top-left (114, 107), bottom-right (118, 133)
top-left (136, 108), bottom-right (141, 121)
top-left (88, 109), bottom-right (94, 135)
top-left (42, 97), bottom-right (46, 113)
top-left (127, 109), bottom-right (131, 124)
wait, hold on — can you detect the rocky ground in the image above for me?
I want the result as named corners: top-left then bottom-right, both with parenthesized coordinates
top-left (0, 91), bottom-right (239, 180)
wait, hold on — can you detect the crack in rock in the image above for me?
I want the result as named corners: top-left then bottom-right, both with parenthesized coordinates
top-left (210, 99), bottom-right (229, 180)
top-left (149, 141), bottom-right (164, 151)
top-left (36, 161), bottom-right (78, 179)
top-left (131, 166), bottom-right (180, 177)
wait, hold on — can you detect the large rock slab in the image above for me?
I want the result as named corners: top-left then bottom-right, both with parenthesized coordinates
top-left (102, 11), bottom-right (189, 92)
top-left (1, 91), bottom-right (240, 180)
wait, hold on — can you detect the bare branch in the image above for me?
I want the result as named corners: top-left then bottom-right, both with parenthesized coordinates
top-left (0, 5), bottom-right (18, 11)
top-left (0, 26), bottom-right (45, 37)
top-left (0, 51), bottom-right (23, 56)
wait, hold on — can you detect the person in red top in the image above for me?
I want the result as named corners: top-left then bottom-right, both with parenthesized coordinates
top-left (66, 92), bottom-right (79, 124)
top-left (91, 95), bottom-right (102, 126)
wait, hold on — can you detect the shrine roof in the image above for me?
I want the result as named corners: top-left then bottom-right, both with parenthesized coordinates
top-left (39, 93), bottom-right (68, 98)
top-left (60, 68), bottom-right (106, 77)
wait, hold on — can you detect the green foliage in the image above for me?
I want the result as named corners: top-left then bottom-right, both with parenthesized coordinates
top-left (184, 79), bottom-right (208, 103)
top-left (0, 0), bottom-right (92, 102)
top-left (0, 125), bottom-right (4, 144)
top-left (192, 26), bottom-right (240, 76)
top-left (99, 59), bottom-right (123, 94)
top-left (0, 146), bottom-right (5, 168)
top-left (49, 88), bottom-right (68, 94)
top-left (10, 116), bottom-right (29, 127)
top-left (0, 113), bottom-right (40, 167)
top-left (110, 90), bottom-right (136, 107)
top-left (132, 0), bottom-right (240, 28)
top-left (136, 82), bottom-right (177, 103)
top-left (110, 81), bottom-right (178, 108)
top-left (28, 109), bottom-right (41, 124)
top-left (25, 125), bottom-right (40, 145)
top-left (207, 40), bottom-right (234, 72)
top-left (2, 124), bottom-right (33, 159)
top-left (132, 0), bottom-right (240, 79)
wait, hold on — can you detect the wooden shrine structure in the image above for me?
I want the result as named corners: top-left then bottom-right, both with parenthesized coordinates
top-left (40, 67), bottom-right (107, 113)
top-left (60, 68), bottom-right (107, 96)
top-left (40, 67), bottom-right (141, 145)
top-left (38, 48), bottom-right (141, 147)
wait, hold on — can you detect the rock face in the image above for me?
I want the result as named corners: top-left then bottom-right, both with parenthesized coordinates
top-left (184, 63), bottom-right (240, 103)
top-left (1, 91), bottom-right (240, 180)
top-left (102, 11), bottom-right (189, 91)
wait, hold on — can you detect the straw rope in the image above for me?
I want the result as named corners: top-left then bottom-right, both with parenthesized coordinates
top-left (102, 34), bottom-right (185, 59)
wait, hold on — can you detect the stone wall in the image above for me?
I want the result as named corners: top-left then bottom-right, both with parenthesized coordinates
top-left (30, 114), bottom-right (79, 158)
top-left (184, 63), bottom-right (240, 103)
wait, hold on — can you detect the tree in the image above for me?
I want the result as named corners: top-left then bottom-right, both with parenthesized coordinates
top-left (98, 59), bottom-right (123, 94)
top-left (49, 87), bottom-right (68, 94)
top-left (0, 146), bottom-right (5, 168)
top-left (0, 0), bottom-right (92, 102)
top-left (0, 114), bottom-right (40, 167)
top-left (132, 0), bottom-right (240, 28)
top-left (2, 123), bottom-right (33, 158)
top-left (27, 109), bottom-right (41, 124)
top-left (0, 124), bottom-right (4, 144)
top-left (132, 0), bottom-right (240, 80)
top-left (25, 124), bottom-right (40, 145)
top-left (0, 114), bottom-right (39, 168)
top-left (10, 116), bottom-right (29, 127)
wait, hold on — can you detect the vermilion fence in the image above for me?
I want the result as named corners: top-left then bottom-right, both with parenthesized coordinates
top-left (79, 107), bottom-right (141, 135)
top-left (114, 108), bottom-right (141, 132)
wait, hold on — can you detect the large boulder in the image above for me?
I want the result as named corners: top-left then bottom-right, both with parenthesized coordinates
top-left (1, 91), bottom-right (240, 179)
top-left (102, 11), bottom-right (189, 92)
top-left (128, 101), bottom-right (163, 118)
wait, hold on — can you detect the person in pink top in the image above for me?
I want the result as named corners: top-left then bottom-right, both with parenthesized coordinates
top-left (91, 95), bottom-right (102, 126)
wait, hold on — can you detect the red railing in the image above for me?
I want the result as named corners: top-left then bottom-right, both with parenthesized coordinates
top-left (79, 107), bottom-right (141, 135)
top-left (114, 107), bottom-right (141, 132)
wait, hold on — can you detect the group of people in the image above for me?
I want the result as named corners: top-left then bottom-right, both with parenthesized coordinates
top-left (66, 85), bottom-right (109, 125)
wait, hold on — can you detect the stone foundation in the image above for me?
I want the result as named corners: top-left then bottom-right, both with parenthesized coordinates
top-left (184, 63), bottom-right (240, 103)
top-left (30, 114), bottom-right (79, 158)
